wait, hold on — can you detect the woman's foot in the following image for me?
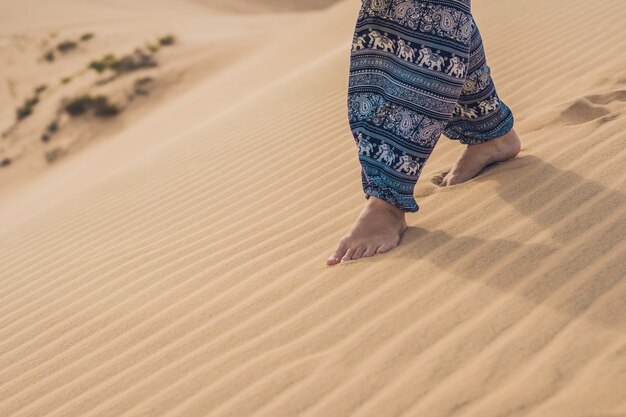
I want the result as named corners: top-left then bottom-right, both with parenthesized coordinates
top-left (439, 128), bottom-right (521, 186)
top-left (327, 196), bottom-right (408, 266)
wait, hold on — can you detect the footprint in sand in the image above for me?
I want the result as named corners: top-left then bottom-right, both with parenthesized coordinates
top-left (560, 89), bottom-right (626, 125)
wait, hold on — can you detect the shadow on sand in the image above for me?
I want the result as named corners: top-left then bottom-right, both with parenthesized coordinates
top-left (395, 154), bottom-right (626, 329)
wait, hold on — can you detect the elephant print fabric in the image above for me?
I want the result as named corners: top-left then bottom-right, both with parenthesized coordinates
top-left (348, 0), bottom-right (514, 212)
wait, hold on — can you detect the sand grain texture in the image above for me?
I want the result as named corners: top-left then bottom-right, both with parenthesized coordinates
top-left (1, 0), bottom-right (625, 416)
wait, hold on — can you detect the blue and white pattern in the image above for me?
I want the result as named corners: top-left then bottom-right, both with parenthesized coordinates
top-left (348, 0), bottom-right (514, 212)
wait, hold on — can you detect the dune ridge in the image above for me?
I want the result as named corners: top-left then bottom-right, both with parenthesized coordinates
top-left (1, 0), bottom-right (625, 416)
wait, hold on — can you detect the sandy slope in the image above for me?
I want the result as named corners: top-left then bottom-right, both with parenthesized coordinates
top-left (0, 0), bottom-right (326, 199)
top-left (189, 0), bottom-right (339, 13)
top-left (0, 0), bottom-right (625, 416)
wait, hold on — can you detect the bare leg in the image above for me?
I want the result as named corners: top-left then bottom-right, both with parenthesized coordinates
top-left (439, 128), bottom-right (521, 186)
top-left (326, 196), bottom-right (407, 266)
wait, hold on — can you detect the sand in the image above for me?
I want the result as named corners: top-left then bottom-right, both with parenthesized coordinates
top-left (0, 0), bottom-right (625, 416)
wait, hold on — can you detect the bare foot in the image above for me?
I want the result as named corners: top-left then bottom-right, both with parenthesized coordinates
top-left (439, 128), bottom-right (521, 186)
top-left (327, 195), bottom-right (408, 266)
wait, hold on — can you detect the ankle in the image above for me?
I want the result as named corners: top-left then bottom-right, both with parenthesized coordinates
top-left (367, 195), bottom-right (407, 218)
top-left (496, 128), bottom-right (520, 150)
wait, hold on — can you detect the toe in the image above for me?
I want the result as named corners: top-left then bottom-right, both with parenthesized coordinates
top-left (352, 246), bottom-right (366, 260)
top-left (443, 174), bottom-right (460, 186)
top-left (362, 245), bottom-right (378, 257)
top-left (376, 243), bottom-right (389, 254)
top-left (342, 247), bottom-right (356, 262)
top-left (377, 239), bottom-right (400, 254)
top-left (327, 240), bottom-right (348, 265)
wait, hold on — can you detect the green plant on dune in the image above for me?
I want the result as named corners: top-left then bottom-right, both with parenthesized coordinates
top-left (47, 120), bottom-right (59, 133)
top-left (92, 95), bottom-right (120, 117)
top-left (158, 34), bottom-right (176, 46)
top-left (41, 118), bottom-right (60, 143)
top-left (115, 49), bottom-right (157, 72)
top-left (87, 34), bottom-right (176, 79)
top-left (14, 82), bottom-right (49, 121)
top-left (43, 49), bottom-right (55, 62)
top-left (146, 43), bottom-right (160, 53)
top-left (16, 97), bottom-right (39, 120)
top-left (88, 49), bottom-right (157, 75)
top-left (35, 84), bottom-right (48, 94)
top-left (80, 32), bottom-right (94, 42)
top-left (64, 94), bottom-right (120, 117)
top-left (42, 33), bottom-right (95, 64)
top-left (89, 54), bottom-right (120, 73)
top-left (64, 95), bottom-right (93, 116)
top-left (56, 40), bottom-right (78, 53)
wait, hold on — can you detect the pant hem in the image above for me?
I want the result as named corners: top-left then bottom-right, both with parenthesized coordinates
top-left (444, 104), bottom-right (515, 145)
top-left (362, 175), bottom-right (420, 213)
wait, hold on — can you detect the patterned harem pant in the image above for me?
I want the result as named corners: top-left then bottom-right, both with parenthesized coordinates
top-left (348, 0), bottom-right (514, 212)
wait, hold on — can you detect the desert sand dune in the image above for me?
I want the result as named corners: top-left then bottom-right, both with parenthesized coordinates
top-left (0, 0), bottom-right (625, 416)
top-left (189, 0), bottom-right (341, 13)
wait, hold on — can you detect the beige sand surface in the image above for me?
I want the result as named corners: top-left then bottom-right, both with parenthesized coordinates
top-left (1, 0), bottom-right (625, 416)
